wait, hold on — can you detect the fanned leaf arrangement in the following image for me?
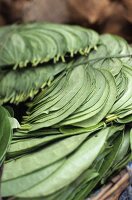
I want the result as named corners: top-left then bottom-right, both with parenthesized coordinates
top-left (0, 23), bottom-right (132, 200)
top-left (0, 62), bottom-right (66, 104)
top-left (0, 23), bottom-right (99, 68)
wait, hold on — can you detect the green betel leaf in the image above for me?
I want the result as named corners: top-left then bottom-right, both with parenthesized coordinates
top-left (16, 127), bottom-right (109, 198)
top-left (1, 159), bottom-right (65, 197)
top-left (0, 23), bottom-right (99, 68)
top-left (21, 64), bottom-right (91, 131)
top-left (0, 62), bottom-right (66, 104)
top-left (107, 65), bottom-right (132, 121)
top-left (2, 131), bottom-right (91, 181)
top-left (75, 132), bottom-right (124, 200)
top-left (0, 106), bottom-right (13, 165)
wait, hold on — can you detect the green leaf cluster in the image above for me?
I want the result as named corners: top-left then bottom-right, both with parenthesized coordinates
top-left (0, 23), bottom-right (132, 199)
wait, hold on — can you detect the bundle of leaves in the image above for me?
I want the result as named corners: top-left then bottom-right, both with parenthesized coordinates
top-left (0, 23), bottom-right (132, 200)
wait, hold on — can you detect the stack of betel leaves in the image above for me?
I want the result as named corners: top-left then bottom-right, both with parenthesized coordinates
top-left (0, 23), bottom-right (132, 200)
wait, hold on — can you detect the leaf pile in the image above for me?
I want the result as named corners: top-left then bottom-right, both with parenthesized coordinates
top-left (0, 23), bottom-right (99, 68)
top-left (0, 23), bottom-right (132, 200)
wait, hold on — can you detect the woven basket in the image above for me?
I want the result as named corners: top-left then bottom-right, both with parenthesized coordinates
top-left (88, 167), bottom-right (132, 200)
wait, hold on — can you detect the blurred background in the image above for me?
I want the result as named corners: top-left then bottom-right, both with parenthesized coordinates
top-left (0, 0), bottom-right (132, 42)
